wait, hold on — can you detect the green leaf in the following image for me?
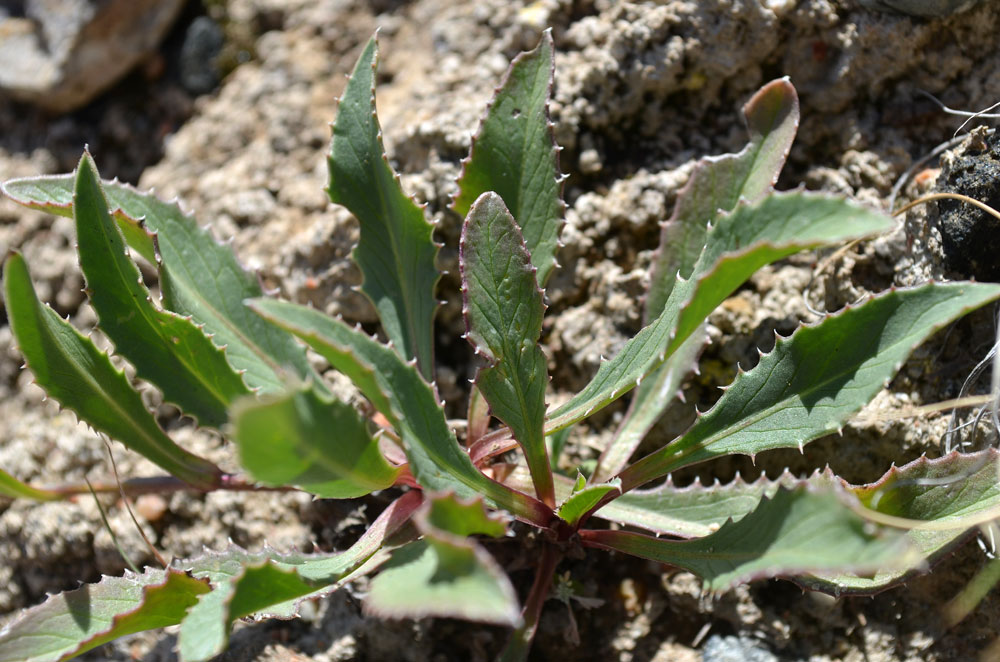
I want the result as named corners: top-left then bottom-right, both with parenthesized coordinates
top-left (0, 468), bottom-right (60, 501)
top-left (1, 172), bottom-right (317, 395)
top-left (803, 449), bottom-right (1000, 594)
top-left (177, 490), bottom-right (423, 661)
top-left (0, 568), bottom-right (209, 662)
top-left (557, 478), bottom-right (621, 528)
top-left (461, 192), bottom-right (553, 506)
top-left (72, 154), bottom-right (250, 428)
top-left (366, 493), bottom-right (519, 626)
top-left (248, 298), bottom-right (554, 525)
top-left (328, 35), bottom-right (439, 379)
top-left (580, 486), bottom-right (911, 592)
top-left (453, 29), bottom-right (563, 287)
top-left (230, 384), bottom-right (401, 498)
top-left (646, 78), bottom-right (799, 316)
top-left (3, 252), bottom-right (221, 489)
top-left (595, 78), bottom-right (799, 482)
top-left (619, 281), bottom-right (1000, 491)
top-left (547, 192), bottom-right (895, 433)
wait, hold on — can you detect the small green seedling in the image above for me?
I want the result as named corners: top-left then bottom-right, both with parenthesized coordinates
top-left (1, 30), bottom-right (1000, 661)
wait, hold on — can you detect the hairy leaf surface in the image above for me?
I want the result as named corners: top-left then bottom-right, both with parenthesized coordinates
top-left (619, 282), bottom-right (1000, 491)
top-left (249, 299), bottom-right (554, 525)
top-left (1, 173), bottom-right (317, 394)
top-left (462, 192), bottom-right (553, 505)
top-left (453, 30), bottom-right (563, 286)
top-left (547, 193), bottom-right (894, 432)
top-left (328, 36), bottom-right (439, 378)
top-left (3, 252), bottom-right (220, 488)
top-left (0, 569), bottom-right (209, 662)
top-left (231, 385), bottom-right (400, 498)
top-left (73, 154), bottom-right (249, 428)
top-left (581, 487), bottom-right (910, 592)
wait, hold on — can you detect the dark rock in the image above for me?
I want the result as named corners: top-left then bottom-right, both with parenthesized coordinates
top-left (934, 128), bottom-right (1000, 282)
top-left (179, 15), bottom-right (224, 96)
top-left (858, 0), bottom-right (983, 16)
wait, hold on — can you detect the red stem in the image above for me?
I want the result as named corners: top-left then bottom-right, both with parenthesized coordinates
top-left (499, 543), bottom-right (562, 662)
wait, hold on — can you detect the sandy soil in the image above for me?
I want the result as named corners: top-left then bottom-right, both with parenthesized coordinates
top-left (2, 1), bottom-right (1000, 660)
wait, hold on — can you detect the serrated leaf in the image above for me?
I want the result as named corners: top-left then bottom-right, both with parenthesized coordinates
top-left (1, 173), bottom-right (318, 395)
top-left (177, 490), bottom-right (422, 661)
top-left (595, 79), bottom-right (799, 482)
top-left (3, 252), bottom-right (221, 489)
top-left (803, 450), bottom-right (1000, 594)
top-left (547, 192), bottom-right (895, 433)
top-left (230, 384), bottom-right (400, 498)
top-left (581, 486), bottom-right (911, 592)
top-left (557, 478), bottom-right (621, 528)
top-left (619, 281), bottom-right (1000, 491)
top-left (366, 493), bottom-right (518, 626)
top-left (461, 192), bottom-right (553, 506)
top-left (73, 154), bottom-right (250, 428)
top-left (0, 468), bottom-right (60, 501)
top-left (647, 78), bottom-right (799, 316)
top-left (453, 29), bottom-right (563, 287)
top-left (328, 35), bottom-right (439, 379)
top-left (0, 568), bottom-right (209, 662)
top-left (248, 298), bottom-right (554, 525)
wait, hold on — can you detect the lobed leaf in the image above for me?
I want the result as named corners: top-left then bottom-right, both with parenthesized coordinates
top-left (1, 171), bottom-right (318, 395)
top-left (618, 281), bottom-right (1000, 491)
top-left (73, 154), bottom-right (250, 428)
top-left (580, 486), bottom-right (912, 592)
top-left (547, 192), bottom-right (895, 433)
top-left (3, 252), bottom-right (221, 489)
top-left (453, 29), bottom-right (563, 287)
top-left (461, 192), bottom-right (554, 506)
top-left (595, 78), bottom-right (799, 482)
top-left (230, 384), bottom-right (400, 498)
top-left (366, 493), bottom-right (520, 626)
top-left (328, 35), bottom-right (439, 379)
top-left (0, 568), bottom-right (209, 662)
top-left (248, 298), bottom-right (554, 525)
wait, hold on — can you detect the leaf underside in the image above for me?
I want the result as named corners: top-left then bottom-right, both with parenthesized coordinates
top-left (619, 281), bottom-right (1000, 490)
top-left (328, 35), bottom-right (439, 379)
top-left (1, 172), bottom-right (318, 394)
top-left (2, 252), bottom-right (221, 489)
top-left (594, 78), bottom-right (799, 482)
top-left (462, 192), bottom-right (553, 505)
top-left (73, 154), bottom-right (250, 428)
top-left (453, 29), bottom-right (563, 287)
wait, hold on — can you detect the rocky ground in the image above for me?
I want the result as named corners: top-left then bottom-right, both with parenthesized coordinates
top-left (2, 1), bottom-right (1000, 660)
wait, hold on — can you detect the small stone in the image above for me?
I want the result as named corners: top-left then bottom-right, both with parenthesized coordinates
top-left (134, 494), bottom-right (169, 522)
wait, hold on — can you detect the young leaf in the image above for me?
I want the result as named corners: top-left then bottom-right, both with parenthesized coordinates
top-left (547, 192), bottom-right (895, 432)
top-left (328, 35), bottom-right (439, 379)
top-left (580, 486), bottom-right (912, 593)
top-left (556, 478), bottom-right (621, 529)
top-left (72, 153), bottom-right (250, 428)
top-left (3, 252), bottom-right (221, 489)
top-left (1, 173), bottom-right (317, 394)
top-left (595, 78), bottom-right (799, 482)
top-left (461, 192), bottom-right (554, 506)
top-left (0, 568), bottom-right (209, 662)
top-left (453, 29), bottom-right (563, 287)
top-left (248, 298), bottom-right (554, 526)
top-left (230, 384), bottom-right (401, 498)
top-left (618, 281), bottom-right (1000, 491)
top-left (366, 493), bottom-right (520, 626)
top-left (0, 468), bottom-right (60, 501)
top-left (802, 449), bottom-right (1000, 594)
